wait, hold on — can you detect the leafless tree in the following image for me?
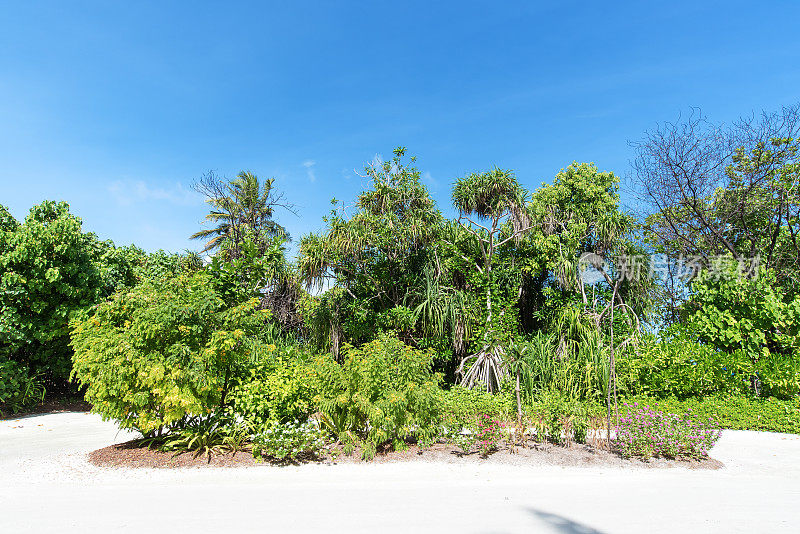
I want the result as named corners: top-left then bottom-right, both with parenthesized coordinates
top-left (630, 104), bottom-right (800, 286)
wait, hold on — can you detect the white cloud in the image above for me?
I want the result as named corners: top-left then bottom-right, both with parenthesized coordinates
top-left (108, 180), bottom-right (200, 207)
top-left (302, 159), bottom-right (316, 182)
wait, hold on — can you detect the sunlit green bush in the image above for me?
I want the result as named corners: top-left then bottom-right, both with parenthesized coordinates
top-left (315, 335), bottom-right (442, 458)
top-left (228, 344), bottom-right (320, 430)
top-left (70, 272), bottom-right (267, 436)
top-left (617, 334), bottom-right (752, 399)
top-left (437, 385), bottom-right (513, 434)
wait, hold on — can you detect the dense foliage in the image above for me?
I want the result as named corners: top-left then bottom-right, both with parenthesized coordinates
top-left (0, 201), bottom-right (204, 414)
top-left (315, 335), bottom-right (442, 458)
top-left (298, 148), bottom-right (443, 357)
top-left (228, 344), bottom-right (319, 429)
top-left (70, 272), bottom-right (266, 435)
top-left (5, 103), bottom-right (800, 465)
top-left (0, 202), bottom-right (119, 385)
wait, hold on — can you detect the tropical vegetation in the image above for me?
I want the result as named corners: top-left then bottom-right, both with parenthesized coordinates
top-left (2, 104), bottom-right (799, 464)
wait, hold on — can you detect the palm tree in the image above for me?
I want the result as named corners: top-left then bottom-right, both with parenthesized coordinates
top-left (451, 168), bottom-right (531, 392)
top-left (191, 171), bottom-right (291, 256)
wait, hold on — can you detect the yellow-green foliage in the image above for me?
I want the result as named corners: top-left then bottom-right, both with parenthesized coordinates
top-left (315, 335), bottom-right (442, 454)
top-left (229, 344), bottom-right (320, 429)
top-left (70, 272), bottom-right (265, 436)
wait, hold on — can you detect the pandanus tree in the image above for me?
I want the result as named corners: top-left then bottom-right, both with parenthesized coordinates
top-left (297, 148), bottom-right (443, 356)
top-left (406, 254), bottom-right (476, 376)
top-left (451, 168), bottom-right (531, 391)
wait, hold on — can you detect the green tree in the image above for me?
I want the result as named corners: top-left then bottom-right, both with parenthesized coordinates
top-left (525, 162), bottom-right (645, 319)
top-left (297, 147), bottom-right (443, 355)
top-left (0, 201), bottom-right (110, 384)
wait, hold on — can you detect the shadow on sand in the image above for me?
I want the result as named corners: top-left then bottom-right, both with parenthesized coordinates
top-left (526, 508), bottom-right (607, 534)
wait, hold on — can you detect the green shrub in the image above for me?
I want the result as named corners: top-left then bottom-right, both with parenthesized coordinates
top-left (755, 352), bottom-right (800, 399)
top-left (0, 358), bottom-right (45, 415)
top-left (678, 264), bottom-right (800, 399)
top-left (526, 392), bottom-right (600, 444)
top-left (228, 344), bottom-right (319, 430)
top-left (252, 420), bottom-right (328, 461)
top-left (621, 395), bottom-right (800, 434)
top-left (617, 335), bottom-right (752, 399)
top-left (437, 385), bottom-right (513, 436)
top-left (70, 272), bottom-right (266, 436)
top-left (617, 332), bottom-right (800, 400)
top-left (314, 335), bottom-right (443, 458)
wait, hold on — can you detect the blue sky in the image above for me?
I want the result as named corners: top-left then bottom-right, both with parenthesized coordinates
top-left (2, 1), bottom-right (799, 253)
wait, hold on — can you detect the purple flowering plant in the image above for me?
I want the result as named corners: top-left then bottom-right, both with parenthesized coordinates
top-left (613, 402), bottom-right (722, 460)
top-left (475, 413), bottom-right (504, 456)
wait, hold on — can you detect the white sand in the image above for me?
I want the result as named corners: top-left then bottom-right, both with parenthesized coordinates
top-left (1, 411), bottom-right (799, 533)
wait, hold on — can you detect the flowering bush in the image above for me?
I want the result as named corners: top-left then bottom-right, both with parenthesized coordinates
top-left (437, 386), bottom-right (513, 453)
top-left (252, 419), bottom-right (328, 461)
top-left (475, 414), bottom-right (504, 455)
top-left (613, 402), bottom-right (722, 460)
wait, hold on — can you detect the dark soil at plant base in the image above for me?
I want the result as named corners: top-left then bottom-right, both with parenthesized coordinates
top-left (87, 439), bottom-right (723, 470)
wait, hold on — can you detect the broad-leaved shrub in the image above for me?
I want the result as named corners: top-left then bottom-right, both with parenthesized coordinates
top-left (617, 334), bottom-right (752, 399)
top-left (437, 385), bottom-right (513, 440)
top-left (70, 272), bottom-right (266, 436)
top-left (229, 344), bottom-right (319, 430)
